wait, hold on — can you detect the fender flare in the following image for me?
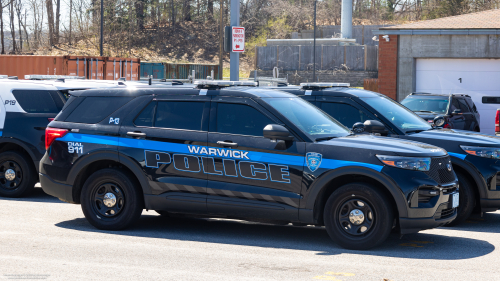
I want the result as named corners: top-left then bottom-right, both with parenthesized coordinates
top-left (305, 166), bottom-right (408, 218)
top-left (67, 150), bottom-right (151, 196)
top-left (450, 156), bottom-right (487, 199)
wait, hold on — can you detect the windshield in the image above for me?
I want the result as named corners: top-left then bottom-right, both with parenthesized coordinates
top-left (401, 96), bottom-right (449, 114)
top-left (360, 96), bottom-right (432, 132)
top-left (262, 97), bottom-right (350, 139)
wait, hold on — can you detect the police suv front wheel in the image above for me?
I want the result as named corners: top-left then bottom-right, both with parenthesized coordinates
top-left (0, 151), bottom-right (36, 198)
top-left (324, 183), bottom-right (394, 250)
top-left (81, 168), bottom-right (144, 230)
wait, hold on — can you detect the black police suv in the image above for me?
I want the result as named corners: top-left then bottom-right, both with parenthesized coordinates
top-left (276, 83), bottom-right (500, 225)
top-left (401, 93), bottom-right (480, 132)
top-left (40, 82), bottom-right (458, 250)
top-left (0, 81), bottom-right (66, 197)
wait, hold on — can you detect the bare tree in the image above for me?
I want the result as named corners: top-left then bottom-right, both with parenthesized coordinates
top-left (46, 0), bottom-right (55, 45)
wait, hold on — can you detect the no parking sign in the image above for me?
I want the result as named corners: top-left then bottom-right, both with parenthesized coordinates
top-left (232, 27), bottom-right (245, 52)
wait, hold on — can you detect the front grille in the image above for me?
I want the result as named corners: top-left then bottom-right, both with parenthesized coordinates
top-left (425, 156), bottom-right (455, 184)
top-left (434, 203), bottom-right (455, 220)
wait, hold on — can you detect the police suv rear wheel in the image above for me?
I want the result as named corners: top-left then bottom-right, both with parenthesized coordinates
top-left (445, 172), bottom-right (475, 226)
top-left (0, 151), bottom-right (36, 198)
top-left (324, 183), bottom-right (393, 250)
top-left (81, 168), bottom-right (144, 230)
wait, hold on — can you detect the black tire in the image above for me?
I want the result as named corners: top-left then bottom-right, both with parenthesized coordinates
top-left (445, 172), bottom-right (475, 226)
top-left (81, 168), bottom-right (144, 230)
top-left (0, 151), bottom-right (36, 198)
top-left (324, 183), bottom-right (394, 250)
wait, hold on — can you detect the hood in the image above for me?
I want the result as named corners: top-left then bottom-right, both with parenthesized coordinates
top-left (410, 129), bottom-right (500, 148)
top-left (320, 134), bottom-right (447, 157)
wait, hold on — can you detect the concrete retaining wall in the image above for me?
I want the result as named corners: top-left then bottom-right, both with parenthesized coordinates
top-left (256, 45), bottom-right (378, 72)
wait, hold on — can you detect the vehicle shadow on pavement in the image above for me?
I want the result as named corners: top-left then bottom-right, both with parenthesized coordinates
top-left (55, 213), bottom-right (494, 259)
top-left (0, 187), bottom-right (64, 203)
top-left (444, 212), bottom-right (500, 233)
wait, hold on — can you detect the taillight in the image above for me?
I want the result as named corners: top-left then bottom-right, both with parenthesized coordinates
top-left (45, 128), bottom-right (68, 150)
top-left (48, 118), bottom-right (55, 122)
top-left (496, 109), bottom-right (500, 133)
top-left (444, 123), bottom-right (451, 128)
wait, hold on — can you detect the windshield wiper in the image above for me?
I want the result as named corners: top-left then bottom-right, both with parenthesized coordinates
top-left (405, 129), bottom-right (426, 134)
top-left (414, 110), bottom-right (434, 113)
top-left (315, 136), bottom-right (336, 142)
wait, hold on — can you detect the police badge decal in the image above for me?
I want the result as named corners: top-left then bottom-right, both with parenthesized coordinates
top-left (306, 152), bottom-right (322, 172)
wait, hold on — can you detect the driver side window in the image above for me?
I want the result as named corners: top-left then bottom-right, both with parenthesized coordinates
top-left (216, 103), bottom-right (274, 136)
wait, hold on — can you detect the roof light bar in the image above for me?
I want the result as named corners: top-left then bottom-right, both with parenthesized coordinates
top-left (300, 83), bottom-right (350, 89)
top-left (194, 80), bottom-right (257, 88)
top-left (24, 75), bottom-right (86, 80)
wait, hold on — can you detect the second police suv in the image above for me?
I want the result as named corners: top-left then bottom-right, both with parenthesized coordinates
top-left (40, 81), bottom-right (458, 250)
top-left (275, 83), bottom-right (500, 225)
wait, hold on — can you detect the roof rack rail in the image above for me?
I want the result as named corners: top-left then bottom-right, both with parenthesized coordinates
top-left (300, 83), bottom-right (350, 90)
top-left (24, 75), bottom-right (84, 80)
top-left (410, 92), bottom-right (433, 95)
top-left (194, 80), bottom-right (257, 89)
top-left (451, 93), bottom-right (471, 98)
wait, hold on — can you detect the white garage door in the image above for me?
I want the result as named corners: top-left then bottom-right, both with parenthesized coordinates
top-left (415, 58), bottom-right (500, 135)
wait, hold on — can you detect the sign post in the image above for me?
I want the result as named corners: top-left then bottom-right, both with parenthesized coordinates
top-left (229, 0), bottom-right (241, 81)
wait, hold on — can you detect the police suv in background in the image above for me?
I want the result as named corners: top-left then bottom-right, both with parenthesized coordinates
top-left (276, 83), bottom-right (500, 225)
top-left (40, 81), bottom-right (458, 250)
top-left (0, 81), bottom-right (66, 197)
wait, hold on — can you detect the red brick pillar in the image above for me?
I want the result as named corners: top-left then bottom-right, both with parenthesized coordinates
top-left (378, 35), bottom-right (398, 100)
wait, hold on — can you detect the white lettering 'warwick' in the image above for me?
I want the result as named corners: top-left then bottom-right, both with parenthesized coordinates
top-left (187, 145), bottom-right (250, 160)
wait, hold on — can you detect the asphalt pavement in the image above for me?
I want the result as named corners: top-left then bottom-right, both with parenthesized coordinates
top-left (0, 185), bottom-right (498, 281)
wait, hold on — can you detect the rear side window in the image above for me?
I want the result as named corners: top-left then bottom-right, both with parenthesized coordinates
top-left (12, 90), bottom-right (59, 113)
top-left (154, 101), bottom-right (205, 130)
top-left (465, 98), bottom-right (478, 113)
top-left (321, 102), bottom-right (371, 128)
top-left (134, 102), bottom-right (156, 127)
top-left (457, 99), bottom-right (471, 113)
top-left (65, 97), bottom-right (133, 123)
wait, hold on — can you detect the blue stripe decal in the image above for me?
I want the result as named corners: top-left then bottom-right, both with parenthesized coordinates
top-left (0, 130), bottom-right (3, 137)
top-left (322, 159), bottom-right (383, 172)
top-left (59, 133), bottom-right (120, 146)
top-left (448, 152), bottom-right (467, 160)
top-left (57, 133), bottom-right (382, 171)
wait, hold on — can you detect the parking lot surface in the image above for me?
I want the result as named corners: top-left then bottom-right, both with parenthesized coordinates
top-left (0, 186), bottom-right (498, 281)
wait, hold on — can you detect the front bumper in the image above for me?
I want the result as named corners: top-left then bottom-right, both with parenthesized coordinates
top-left (39, 173), bottom-right (75, 203)
top-left (399, 208), bottom-right (457, 234)
top-left (382, 166), bottom-right (459, 233)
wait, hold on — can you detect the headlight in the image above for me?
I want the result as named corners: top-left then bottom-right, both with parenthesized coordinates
top-left (376, 155), bottom-right (431, 171)
top-left (461, 146), bottom-right (500, 159)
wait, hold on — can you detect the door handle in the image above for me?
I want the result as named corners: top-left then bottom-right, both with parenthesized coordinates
top-left (217, 140), bottom-right (238, 148)
top-left (127, 131), bottom-right (146, 138)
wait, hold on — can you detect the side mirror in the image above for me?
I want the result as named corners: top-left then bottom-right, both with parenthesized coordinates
top-left (452, 109), bottom-right (462, 115)
top-left (364, 120), bottom-right (389, 136)
top-left (352, 122), bottom-right (365, 134)
top-left (263, 124), bottom-right (294, 141)
top-left (433, 115), bottom-right (445, 127)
